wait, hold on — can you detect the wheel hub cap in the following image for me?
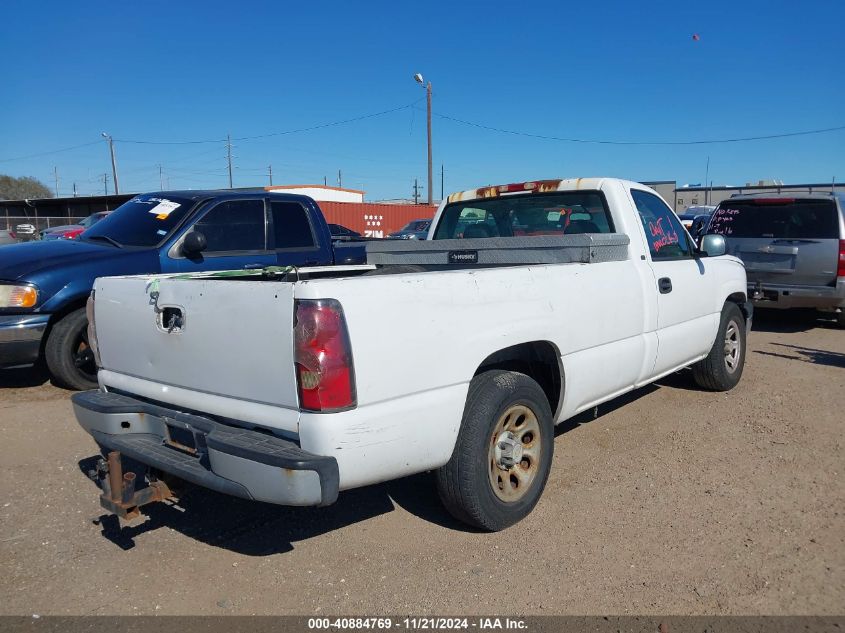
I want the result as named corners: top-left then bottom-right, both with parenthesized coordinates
top-left (488, 404), bottom-right (542, 503)
top-left (723, 319), bottom-right (741, 373)
top-left (494, 431), bottom-right (523, 470)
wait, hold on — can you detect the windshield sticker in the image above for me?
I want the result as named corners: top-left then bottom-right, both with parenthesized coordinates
top-left (156, 229), bottom-right (167, 236)
top-left (148, 199), bottom-right (180, 220)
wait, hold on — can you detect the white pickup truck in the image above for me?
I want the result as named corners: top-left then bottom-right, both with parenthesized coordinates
top-left (73, 178), bottom-right (750, 531)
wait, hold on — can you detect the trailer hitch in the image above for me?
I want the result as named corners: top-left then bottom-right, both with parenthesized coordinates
top-left (89, 451), bottom-right (173, 520)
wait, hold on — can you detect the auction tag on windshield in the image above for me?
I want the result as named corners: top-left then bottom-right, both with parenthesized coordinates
top-left (148, 199), bottom-right (180, 220)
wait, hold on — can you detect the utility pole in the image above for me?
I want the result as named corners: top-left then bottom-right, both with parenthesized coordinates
top-left (704, 156), bottom-right (710, 205)
top-left (101, 133), bottom-right (120, 194)
top-left (53, 166), bottom-right (59, 198)
top-left (440, 163), bottom-right (444, 202)
top-left (426, 81), bottom-right (433, 204)
top-left (103, 173), bottom-right (110, 196)
top-left (337, 169), bottom-right (342, 188)
top-left (159, 164), bottom-right (164, 190)
top-left (324, 176), bottom-right (327, 186)
top-left (72, 182), bottom-right (77, 198)
top-left (414, 73), bottom-right (434, 204)
top-left (226, 134), bottom-right (234, 189)
top-left (268, 165), bottom-right (273, 186)
top-left (413, 178), bottom-right (423, 205)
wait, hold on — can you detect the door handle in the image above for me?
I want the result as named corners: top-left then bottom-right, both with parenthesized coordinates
top-left (658, 277), bottom-right (673, 294)
top-left (242, 263), bottom-right (264, 270)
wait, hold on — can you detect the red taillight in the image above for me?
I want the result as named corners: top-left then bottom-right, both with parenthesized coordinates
top-left (294, 299), bottom-right (356, 412)
top-left (838, 240), bottom-right (845, 278)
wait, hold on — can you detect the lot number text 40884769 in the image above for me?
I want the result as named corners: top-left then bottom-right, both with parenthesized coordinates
top-left (307, 618), bottom-right (527, 630)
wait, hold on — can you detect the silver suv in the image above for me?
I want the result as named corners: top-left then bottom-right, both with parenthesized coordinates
top-left (707, 192), bottom-right (845, 326)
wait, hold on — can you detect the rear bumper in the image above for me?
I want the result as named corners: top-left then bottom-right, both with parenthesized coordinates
top-left (748, 280), bottom-right (845, 311)
top-left (0, 314), bottom-right (50, 368)
top-left (72, 390), bottom-right (339, 507)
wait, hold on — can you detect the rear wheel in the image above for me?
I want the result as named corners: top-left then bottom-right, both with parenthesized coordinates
top-left (836, 311), bottom-right (845, 329)
top-left (45, 308), bottom-right (98, 390)
top-left (436, 370), bottom-right (554, 531)
top-left (692, 302), bottom-right (746, 391)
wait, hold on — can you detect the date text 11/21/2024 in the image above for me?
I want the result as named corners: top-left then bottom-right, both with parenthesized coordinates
top-left (307, 617), bottom-right (527, 630)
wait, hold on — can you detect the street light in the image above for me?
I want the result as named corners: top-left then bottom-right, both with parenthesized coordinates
top-left (101, 132), bottom-right (120, 194)
top-left (414, 73), bottom-right (433, 205)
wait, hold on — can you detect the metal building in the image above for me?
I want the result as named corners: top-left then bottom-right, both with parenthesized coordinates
top-left (642, 180), bottom-right (845, 213)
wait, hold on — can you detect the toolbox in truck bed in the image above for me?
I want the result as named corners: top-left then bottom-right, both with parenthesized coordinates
top-left (364, 233), bottom-right (630, 266)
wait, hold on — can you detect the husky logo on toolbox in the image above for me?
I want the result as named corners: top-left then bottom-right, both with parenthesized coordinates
top-left (449, 250), bottom-right (479, 264)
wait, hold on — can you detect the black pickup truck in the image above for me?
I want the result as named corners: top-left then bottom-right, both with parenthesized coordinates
top-left (0, 190), bottom-right (366, 389)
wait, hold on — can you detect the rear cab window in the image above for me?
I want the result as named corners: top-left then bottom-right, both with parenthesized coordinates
top-left (709, 198), bottom-right (840, 239)
top-left (432, 191), bottom-right (613, 240)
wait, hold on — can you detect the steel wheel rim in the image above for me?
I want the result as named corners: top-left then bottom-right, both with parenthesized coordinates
top-left (72, 324), bottom-right (97, 380)
top-left (488, 404), bottom-right (541, 503)
top-left (723, 319), bottom-right (741, 374)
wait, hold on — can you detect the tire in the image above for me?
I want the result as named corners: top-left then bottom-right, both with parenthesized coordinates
top-left (692, 302), bottom-right (746, 391)
top-left (836, 311), bottom-right (845, 329)
top-left (45, 307), bottom-right (98, 390)
top-left (436, 370), bottom-right (554, 531)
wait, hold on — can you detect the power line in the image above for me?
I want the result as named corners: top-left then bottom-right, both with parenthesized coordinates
top-left (0, 98), bottom-right (423, 167)
top-left (427, 108), bottom-right (845, 146)
top-left (232, 99), bottom-right (425, 142)
top-left (0, 140), bottom-right (102, 163)
top-left (112, 99), bottom-right (424, 146)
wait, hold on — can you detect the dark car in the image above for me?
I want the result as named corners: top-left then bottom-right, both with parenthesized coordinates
top-left (40, 211), bottom-right (111, 241)
top-left (0, 191), bottom-right (366, 389)
top-left (678, 204), bottom-right (716, 237)
top-left (388, 219), bottom-right (432, 240)
top-left (705, 192), bottom-right (845, 325)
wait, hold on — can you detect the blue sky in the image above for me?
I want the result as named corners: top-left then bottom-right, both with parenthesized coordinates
top-left (1, 0), bottom-right (843, 200)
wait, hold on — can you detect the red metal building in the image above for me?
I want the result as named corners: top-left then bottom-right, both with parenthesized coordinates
top-left (317, 202), bottom-right (437, 238)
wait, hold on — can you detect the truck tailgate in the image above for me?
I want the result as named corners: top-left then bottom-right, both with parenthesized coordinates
top-left (94, 276), bottom-right (299, 411)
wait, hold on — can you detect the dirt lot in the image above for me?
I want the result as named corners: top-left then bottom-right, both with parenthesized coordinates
top-left (1, 312), bottom-right (842, 616)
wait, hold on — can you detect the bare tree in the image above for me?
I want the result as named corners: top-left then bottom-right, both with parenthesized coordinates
top-left (0, 175), bottom-right (54, 200)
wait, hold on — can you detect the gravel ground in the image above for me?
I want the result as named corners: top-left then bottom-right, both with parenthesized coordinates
top-left (0, 311), bottom-right (842, 616)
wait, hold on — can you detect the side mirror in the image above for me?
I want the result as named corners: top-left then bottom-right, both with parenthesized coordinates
top-left (698, 233), bottom-right (726, 257)
top-left (182, 231), bottom-right (207, 256)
